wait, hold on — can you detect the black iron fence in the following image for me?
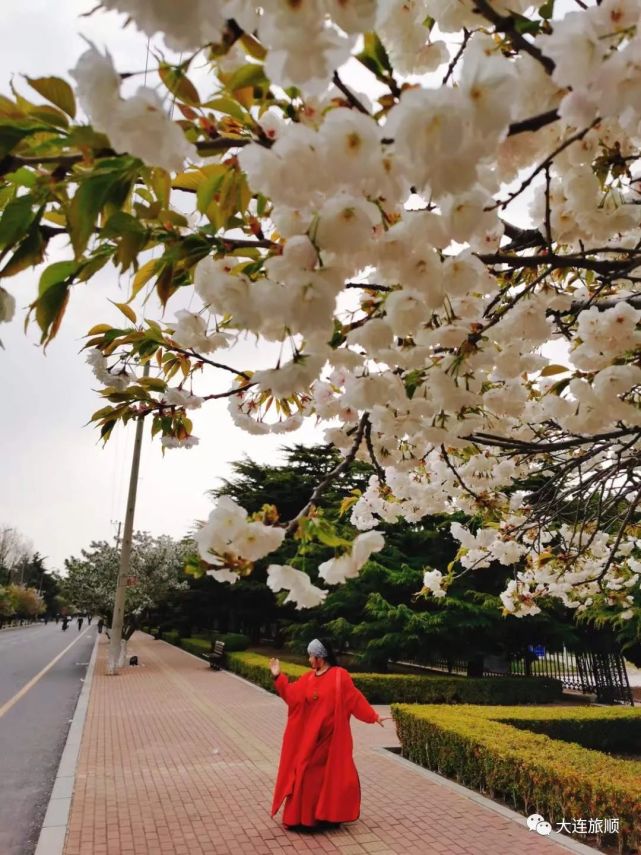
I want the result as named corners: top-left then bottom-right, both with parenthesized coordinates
top-left (403, 647), bottom-right (634, 705)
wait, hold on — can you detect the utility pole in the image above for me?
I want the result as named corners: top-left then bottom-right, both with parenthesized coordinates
top-left (112, 521), bottom-right (122, 549)
top-left (106, 362), bottom-right (149, 675)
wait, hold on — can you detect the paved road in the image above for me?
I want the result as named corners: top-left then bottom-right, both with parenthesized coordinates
top-left (0, 622), bottom-right (96, 855)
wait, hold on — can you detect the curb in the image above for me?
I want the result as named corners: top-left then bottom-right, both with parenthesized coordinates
top-left (377, 748), bottom-right (597, 854)
top-left (0, 621), bottom-right (40, 633)
top-left (34, 633), bottom-right (99, 855)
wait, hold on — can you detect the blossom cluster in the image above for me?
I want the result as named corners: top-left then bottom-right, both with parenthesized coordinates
top-left (9, 0), bottom-right (641, 618)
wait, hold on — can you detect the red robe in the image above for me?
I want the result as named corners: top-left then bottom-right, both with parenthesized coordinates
top-left (271, 666), bottom-right (378, 826)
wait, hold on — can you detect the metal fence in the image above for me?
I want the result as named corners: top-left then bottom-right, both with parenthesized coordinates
top-left (406, 647), bottom-right (634, 705)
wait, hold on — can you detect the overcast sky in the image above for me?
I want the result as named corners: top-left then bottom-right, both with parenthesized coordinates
top-left (0, 0), bottom-right (325, 571)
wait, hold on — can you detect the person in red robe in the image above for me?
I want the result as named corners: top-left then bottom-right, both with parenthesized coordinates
top-left (270, 638), bottom-right (390, 830)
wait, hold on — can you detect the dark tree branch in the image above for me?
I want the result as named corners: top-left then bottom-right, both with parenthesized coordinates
top-left (332, 71), bottom-right (370, 115)
top-left (472, 0), bottom-right (555, 75)
top-left (440, 444), bottom-right (483, 503)
top-left (491, 119), bottom-right (600, 210)
top-left (164, 343), bottom-right (252, 380)
top-left (466, 427), bottom-right (639, 455)
top-left (508, 109), bottom-right (560, 137)
top-left (364, 415), bottom-right (386, 484)
top-left (285, 413), bottom-right (369, 535)
top-left (442, 29), bottom-right (473, 85)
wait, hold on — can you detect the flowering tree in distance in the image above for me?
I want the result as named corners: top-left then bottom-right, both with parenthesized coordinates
top-left (2, 0), bottom-right (641, 620)
top-left (63, 533), bottom-right (189, 665)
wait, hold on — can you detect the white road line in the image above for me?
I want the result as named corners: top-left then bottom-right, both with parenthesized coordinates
top-left (0, 627), bottom-right (93, 720)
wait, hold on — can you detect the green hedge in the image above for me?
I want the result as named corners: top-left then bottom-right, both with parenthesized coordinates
top-left (180, 637), bottom-right (210, 656)
top-left (211, 632), bottom-right (249, 651)
top-left (393, 704), bottom-right (641, 852)
top-left (503, 711), bottom-right (641, 755)
top-left (225, 652), bottom-right (562, 704)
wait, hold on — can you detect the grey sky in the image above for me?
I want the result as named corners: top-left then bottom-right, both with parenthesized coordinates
top-left (0, 1), bottom-right (322, 571)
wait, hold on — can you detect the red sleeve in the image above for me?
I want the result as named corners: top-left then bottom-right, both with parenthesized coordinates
top-left (343, 671), bottom-right (378, 723)
top-left (274, 672), bottom-right (307, 709)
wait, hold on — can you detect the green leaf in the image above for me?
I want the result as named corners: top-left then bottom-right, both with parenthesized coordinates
top-left (204, 97), bottom-right (250, 123)
top-left (68, 168), bottom-right (136, 257)
top-left (0, 121), bottom-right (51, 158)
top-left (8, 167), bottom-right (37, 189)
top-left (0, 193), bottom-right (36, 254)
top-left (0, 218), bottom-right (46, 277)
top-left (539, 0), bottom-right (555, 19)
top-left (27, 104), bottom-right (69, 129)
top-left (38, 260), bottom-right (78, 295)
top-left (365, 32), bottom-right (393, 74)
top-left (226, 64), bottom-right (269, 92)
top-left (158, 64), bottom-right (200, 105)
top-left (138, 376), bottom-right (167, 391)
top-left (513, 14), bottom-right (541, 35)
top-left (34, 262), bottom-right (77, 344)
top-left (101, 211), bottom-right (147, 239)
top-left (25, 76), bottom-right (76, 117)
top-left (196, 167), bottom-right (227, 215)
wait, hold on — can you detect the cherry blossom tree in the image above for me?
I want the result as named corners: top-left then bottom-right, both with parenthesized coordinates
top-left (63, 533), bottom-right (189, 664)
top-left (2, 0), bottom-right (641, 619)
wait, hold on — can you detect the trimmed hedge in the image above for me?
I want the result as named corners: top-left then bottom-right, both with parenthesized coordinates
top-left (393, 704), bottom-right (641, 852)
top-left (180, 637), bottom-right (210, 656)
top-left (225, 651), bottom-right (563, 704)
top-left (211, 632), bottom-right (249, 651)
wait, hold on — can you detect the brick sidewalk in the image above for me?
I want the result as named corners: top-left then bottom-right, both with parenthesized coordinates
top-left (62, 634), bottom-right (585, 855)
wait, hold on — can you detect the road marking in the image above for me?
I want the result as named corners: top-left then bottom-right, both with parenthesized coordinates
top-left (0, 628), bottom-right (93, 720)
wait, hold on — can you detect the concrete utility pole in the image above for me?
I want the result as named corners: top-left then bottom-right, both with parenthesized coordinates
top-left (106, 362), bottom-right (149, 675)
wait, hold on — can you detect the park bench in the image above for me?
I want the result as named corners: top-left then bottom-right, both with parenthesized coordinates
top-left (202, 640), bottom-right (226, 670)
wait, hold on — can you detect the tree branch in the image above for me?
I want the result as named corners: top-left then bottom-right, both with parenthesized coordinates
top-left (332, 71), bottom-right (370, 115)
top-left (508, 109), bottom-right (560, 137)
top-left (491, 119), bottom-right (600, 210)
top-left (285, 413), bottom-right (369, 535)
top-left (472, 0), bottom-right (555, 75)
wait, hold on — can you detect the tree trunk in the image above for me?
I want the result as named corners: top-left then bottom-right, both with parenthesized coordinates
top-left (117, 638), bottom-right (128, 669)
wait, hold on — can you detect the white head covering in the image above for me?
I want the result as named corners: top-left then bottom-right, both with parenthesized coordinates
top-left (307, 638), bottom-right (328, 658)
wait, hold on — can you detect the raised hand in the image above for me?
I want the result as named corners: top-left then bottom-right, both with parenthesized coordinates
top-left (269, 657), bottom-right (281, 677)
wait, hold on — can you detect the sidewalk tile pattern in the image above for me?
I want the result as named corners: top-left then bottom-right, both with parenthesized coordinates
top-left (63, 635), bottom-right (574, 855)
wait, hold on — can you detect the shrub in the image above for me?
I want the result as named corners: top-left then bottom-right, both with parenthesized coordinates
top-left (392, 704), bottom-right (641, 852)
top-left (163, 629), bottom-right (181, 646)
top-left (180, 637), bottom-right (211, 656)
top-left (225, 652), bottom-right (562, 704)
top-left (212, 632), bottom-right (250, 651)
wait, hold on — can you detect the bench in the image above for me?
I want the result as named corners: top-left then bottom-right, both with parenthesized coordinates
top-left (202, 640), bottom-right (226, 670)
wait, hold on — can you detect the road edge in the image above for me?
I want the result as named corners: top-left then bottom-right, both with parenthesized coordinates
top-left (34, 632), bottom-right (99, 855)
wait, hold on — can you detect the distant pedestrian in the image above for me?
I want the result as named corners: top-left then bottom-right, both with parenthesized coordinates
top-left (97, 618), bottom-right (104, 634)
top-left (88, 615), bottom-right (92, 625)
top-left (77, 616), bottom-right (83, 631)
top-left (44, 615), bottom-right (49, 625)
top-left (61, 617), bottom-right (69, 631)
top-left (55, 614), bottom-right (60, 624)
